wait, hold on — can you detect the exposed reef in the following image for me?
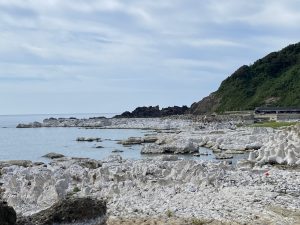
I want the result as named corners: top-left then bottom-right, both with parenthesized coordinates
top-left (11, 116), bottom-right (300, 224)
top-left (0, 156), bottom-right (299, 224)
top-left (243, 123), bottom-right (300, 167)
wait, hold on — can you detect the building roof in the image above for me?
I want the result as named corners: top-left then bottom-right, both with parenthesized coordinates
top-left (255, 107), bottom-right (300, 112)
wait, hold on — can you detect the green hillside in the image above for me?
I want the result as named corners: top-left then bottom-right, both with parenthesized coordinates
top-left (190, 42), bottom-right (300, 114)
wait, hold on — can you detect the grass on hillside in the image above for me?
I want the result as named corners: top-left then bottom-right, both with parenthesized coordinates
top-left (252, 121), bottom-right (298, 128)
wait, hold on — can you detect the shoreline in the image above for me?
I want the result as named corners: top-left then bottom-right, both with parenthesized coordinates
top-left (1, 117), bottom-right (300, 224)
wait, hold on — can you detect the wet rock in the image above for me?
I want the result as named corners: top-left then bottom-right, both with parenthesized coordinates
top-left (16, 197), bottom-right (107, 225)
top-left (94, 146), bottom-right (104, 148)
top-left (245, 144), bottom-right (262, 150)
top-left (0, 201), bottom-right (16, 225)
top-left (76, 137), bottom-right (102, 142)
top-left (199, 152), bottom-right (210, 156)
top-left (33, 162), bottom-right (45, 166)
top-left (42, 152), bottom-right (65, 159)
top-left (16, 124), bottom-right (32, 128)
top-left (112, 150), bottom-right (124, 153)
top-left (215, 153), bottom-right (233, 160)
top-left (118, 137), bottom-right (144, 146)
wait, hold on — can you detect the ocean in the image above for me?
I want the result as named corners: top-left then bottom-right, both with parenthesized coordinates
top-left (0, 114), bottom-right (247, 163)
top-left (0, 113), bottom-right (147, 162)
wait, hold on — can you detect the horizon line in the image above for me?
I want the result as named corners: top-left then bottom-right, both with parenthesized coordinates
top-left (0, 112), bottom-right (121, 117)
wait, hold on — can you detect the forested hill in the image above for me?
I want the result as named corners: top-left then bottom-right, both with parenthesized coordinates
top-left (190, 42), bottom-right (300, 114)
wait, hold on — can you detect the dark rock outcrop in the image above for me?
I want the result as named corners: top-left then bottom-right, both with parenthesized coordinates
top-left (16, 197), bottom-right (107, 225)
top-left (42, 153), bottom-right (65, 159)
top-left (160, 106), bottom-right (189, 116)
top-left (76, 137), bottom-right (102, 142)
top-left (116, 106), bottom-right (161, 118)
top-left (115, 105), bottom-right (189, 118)
top-left (0, 201), bottom-right (17, 225)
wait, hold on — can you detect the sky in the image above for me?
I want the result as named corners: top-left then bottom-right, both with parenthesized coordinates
top-left (0, 0), bottom-right (300, 115)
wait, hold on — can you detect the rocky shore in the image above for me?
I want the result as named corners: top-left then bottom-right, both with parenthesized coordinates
top-left (16, 114), bottom-right (253, 129)
top-left (0, 156), bottom-right (300, 225)
top-left (5, 117), bottom-right (300, 224)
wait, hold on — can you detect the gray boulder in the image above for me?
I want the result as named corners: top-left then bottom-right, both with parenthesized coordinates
top-left (42, 153), bottom-right (65, 159)
top-left (0, 201), bottom-right (17, 225)
top-left (17, 197), bottom-right (107, 225)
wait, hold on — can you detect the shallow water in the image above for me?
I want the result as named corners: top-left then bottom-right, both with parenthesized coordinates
top-left (0, 114), bottom-right (247, 163)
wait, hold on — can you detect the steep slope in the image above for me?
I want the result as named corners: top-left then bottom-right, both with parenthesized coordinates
top-left (191, 42), bottom-right (300, 114)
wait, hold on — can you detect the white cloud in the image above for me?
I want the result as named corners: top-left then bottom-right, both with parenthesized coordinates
top-left (0, 0), bottom-right (299, 114)
top-left (206, 0), bottom-right (300, 27)
top-left (163, 58), bottom-right (235, 71)
top-left (182, 38), bottom-right (246, 48)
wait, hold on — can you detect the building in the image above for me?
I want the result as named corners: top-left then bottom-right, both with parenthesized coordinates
top-left (255, 107), bottom-right (300, 114)
top-left (254, 107), bottom-right (300, 122)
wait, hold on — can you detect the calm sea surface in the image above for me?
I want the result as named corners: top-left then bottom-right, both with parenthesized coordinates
top-left (0, 114), bottom-right (247, 163)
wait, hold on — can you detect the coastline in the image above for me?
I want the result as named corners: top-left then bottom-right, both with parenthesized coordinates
top-left (1, 116), bottom-right (300, 224)
top-left (1, 156), bottom-right (300, 225)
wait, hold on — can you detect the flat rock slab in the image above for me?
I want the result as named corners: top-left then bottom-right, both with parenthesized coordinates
top-left (119, 136), bottom-right (158, 146)
top-left (215, 153), bottom-right (233, 159)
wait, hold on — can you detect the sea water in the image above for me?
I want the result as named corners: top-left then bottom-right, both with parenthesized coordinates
top-left (0, 114), bottom-right (247, 163)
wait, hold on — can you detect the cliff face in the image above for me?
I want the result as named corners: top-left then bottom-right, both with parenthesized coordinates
top-left (191, 42), bottom-right (300, 114)
top-left (190, 92), bottom-right (220, 115)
